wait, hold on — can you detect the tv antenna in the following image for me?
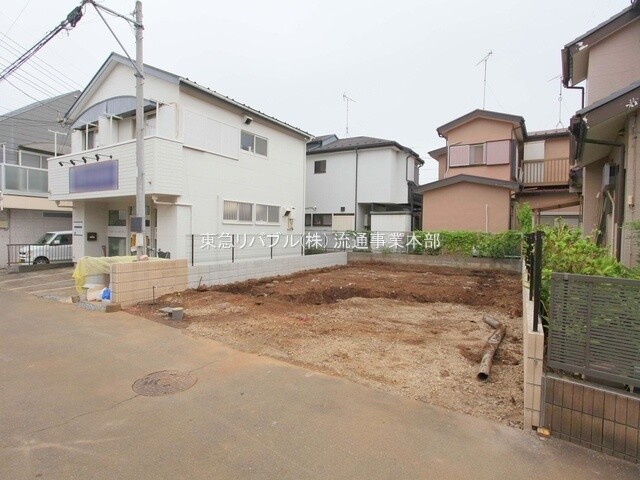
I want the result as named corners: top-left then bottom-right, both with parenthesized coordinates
top-left (343, 93), bottom-right (356, 136)
top-left (548, 75), bottom-right (564, 128)
top-left (475, 50), bottom-right (493, 109)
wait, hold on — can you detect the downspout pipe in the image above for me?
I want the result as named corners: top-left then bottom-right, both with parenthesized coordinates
top-left (406, 155), bottom-right (415, 229)
top-left (580, 138), bottom-right (626, 261)
top-left (566, 85), bottom-right (585, 110)
top-left (561, 47), bottom-right (585, 109)
top-left (354, 148), bottom-right (359, 230)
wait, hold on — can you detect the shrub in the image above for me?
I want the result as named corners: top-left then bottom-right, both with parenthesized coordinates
top-left (538, 222), bottom-right (640, 317)
top-left (410, 230), bottom-right (522, 259)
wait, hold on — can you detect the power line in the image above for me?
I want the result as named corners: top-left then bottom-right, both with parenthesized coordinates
top-left (0, 56), bottom-right (64, 98)
top-left (3, 77), bottom-right (64, 115)
top-left (0, 0), bottom-right (32, 39)
top-left (0, 35), bottom-right (83, 91)
top-left (0, 1), bottom-right (86, 82)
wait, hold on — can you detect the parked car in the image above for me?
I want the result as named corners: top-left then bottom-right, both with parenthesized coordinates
top-left (19, 231), bottom-right (73, 264)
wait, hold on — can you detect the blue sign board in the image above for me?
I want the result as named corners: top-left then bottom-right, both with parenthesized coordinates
top-left (69, 159), bottom-right (119, 193)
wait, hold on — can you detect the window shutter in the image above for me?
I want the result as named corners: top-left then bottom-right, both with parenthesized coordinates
top-left (448, 145), bottom-right (469, 166)
top-left (486, 140), bottom-right (511, 165)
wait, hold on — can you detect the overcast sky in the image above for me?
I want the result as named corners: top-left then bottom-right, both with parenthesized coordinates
top-left (0, 0), bottom-right (630, 182)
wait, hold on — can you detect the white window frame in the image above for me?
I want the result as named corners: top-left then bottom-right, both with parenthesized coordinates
top-left (18, 150), bottom-right (47, 169)
top-left (223, 200), bottom-right (253, 224)
top-left (240, 130), bottom-right (268, 157)
top-left (256, 204), bottom-right (280, 225)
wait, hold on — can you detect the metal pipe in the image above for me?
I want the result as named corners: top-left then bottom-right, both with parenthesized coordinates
top-left (354, 148), bottom-right (359, 230)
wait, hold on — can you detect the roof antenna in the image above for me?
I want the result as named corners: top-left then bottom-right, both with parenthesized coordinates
top-left (475, 50), bottom-right (493, 110)
top-left (548, 75), bottom-right (564, 128)
top-left (343, 93), bottom-right (356, 137)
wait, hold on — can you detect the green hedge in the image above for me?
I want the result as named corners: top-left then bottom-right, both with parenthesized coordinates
top-left (412, 230), bottom-right (522, 259)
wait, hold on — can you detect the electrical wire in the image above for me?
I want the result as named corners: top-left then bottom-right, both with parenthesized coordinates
top-left (0, 40), bottom-right (82, 92)
top-left (3, 77), bottom-right (65, 114)
top-left (0, 57), bottom-right (63, 98)
top-left (0, 0), bottom-right (33, 39)
top-left (0, 1), bottom-right (87, 82)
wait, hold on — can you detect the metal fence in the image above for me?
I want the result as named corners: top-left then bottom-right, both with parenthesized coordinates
top-left (186, 233), bottom-right (305, 266)
top-left (523, 231), bottom-right (544, 332)
top-left (6, 243), bottom-right (73, 266)
top-left (548, 272), bottom-right (640, 389)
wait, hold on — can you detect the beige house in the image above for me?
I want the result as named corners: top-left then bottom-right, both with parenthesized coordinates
top-left (418, 110), bottom-right (579, 233)
top-left (563, 1), bottom-right (640, 265)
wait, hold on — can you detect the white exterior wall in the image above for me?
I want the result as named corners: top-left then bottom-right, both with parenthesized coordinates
top-left (72, 201), bottom-right (108, 261)
top-left (358, 149), bottom-right (408, 204)
top-left (306, 147), bottom-right (411, 225)
top-left (306, 151), bottom-right (356, 215)
top-left (47, 59), bottom-right (307, 262)
top-left (370, 213), bottom-right (411, 232)
top-left (180, 91), bottom-right (306, 237)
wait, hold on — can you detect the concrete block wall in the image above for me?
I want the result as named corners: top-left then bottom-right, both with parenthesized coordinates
top-left (522, 278), bottom-right (545, 430)
top-left (188, 252), bottom-right (347, 288)
top-left (541, 375), bottom-right (639, 463)
top-left (111, 259), bottom-right (188, 306)
top-left (347, 252), bottom-right (521, 273)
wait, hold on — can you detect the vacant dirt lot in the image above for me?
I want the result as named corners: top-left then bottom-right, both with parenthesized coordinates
top-left (129, 262), bottom-right (525, 428)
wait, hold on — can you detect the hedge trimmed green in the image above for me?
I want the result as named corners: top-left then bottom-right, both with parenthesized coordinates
top-left (412, 230), bottom-right (522, 258)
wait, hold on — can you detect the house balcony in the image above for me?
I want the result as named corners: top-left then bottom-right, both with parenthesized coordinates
top-left (522, 157), bottom-right (570, 187)
top-left (48, 136), bottom-right (184, 201)
top-left (0, 164), bottom-right (49, 197)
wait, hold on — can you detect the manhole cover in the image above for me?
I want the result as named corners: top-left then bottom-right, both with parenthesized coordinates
top-left (132, 370), bottom-right (197, 396)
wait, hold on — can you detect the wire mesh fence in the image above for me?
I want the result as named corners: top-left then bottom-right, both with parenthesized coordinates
top-left (186, 233), bottom-right (305, 265)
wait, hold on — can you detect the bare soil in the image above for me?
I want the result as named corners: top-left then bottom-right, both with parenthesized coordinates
top-left (128, 262), bottom-right (525, 428)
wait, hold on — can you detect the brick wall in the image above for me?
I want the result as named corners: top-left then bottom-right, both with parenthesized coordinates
top-left (542, 375), bottom-right (639, 463)
top-left (522, 281), bottom-right (544, 430)
top-left (111, 259), bottom-right (188, 306)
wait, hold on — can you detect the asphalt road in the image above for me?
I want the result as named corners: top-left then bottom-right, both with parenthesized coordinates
top-left (1, 290), bottom-right (638, 479)
top-left (0, 267), bottom-right (76, 299)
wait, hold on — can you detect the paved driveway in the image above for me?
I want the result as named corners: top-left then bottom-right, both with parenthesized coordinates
top-left (0, 267), bottom-right (76, 299)
top-left (1, 290), bottom-right (638, 479)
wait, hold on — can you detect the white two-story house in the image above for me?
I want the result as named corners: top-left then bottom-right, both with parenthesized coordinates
top-left (49, 53), bottom-right (311, 262)
top-left (306, 135), bottom-right (423, 232)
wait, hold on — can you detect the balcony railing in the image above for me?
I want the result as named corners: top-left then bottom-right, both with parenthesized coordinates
top-left (0, 164), bottom-right (48, 196)
top-left (48, 136), bottom-right (184, 200)
top-left (522, 157), bottom-right (570, 186)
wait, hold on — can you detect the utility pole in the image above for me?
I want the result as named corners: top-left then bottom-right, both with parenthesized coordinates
top-left (134, 0), bottom-right (145, 259)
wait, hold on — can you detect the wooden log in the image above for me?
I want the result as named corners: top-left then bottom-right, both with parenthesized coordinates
top-left (477, 315), bottom-right (507, 382)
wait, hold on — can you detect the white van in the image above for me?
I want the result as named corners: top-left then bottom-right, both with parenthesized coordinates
top-left (19, 231), bottom-right (73, 264)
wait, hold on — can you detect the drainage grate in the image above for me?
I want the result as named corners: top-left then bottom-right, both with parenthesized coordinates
top-left (132, 370), bottom-right (197, 396)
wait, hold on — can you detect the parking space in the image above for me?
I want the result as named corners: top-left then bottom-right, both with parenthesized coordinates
top-left (0, 267), bottom-right (77, 299)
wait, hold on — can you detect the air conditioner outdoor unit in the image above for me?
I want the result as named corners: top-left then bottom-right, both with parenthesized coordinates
top-left (602, 162), bottom-right (617, 191)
